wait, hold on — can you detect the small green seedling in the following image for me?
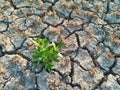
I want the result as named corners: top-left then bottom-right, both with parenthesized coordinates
top-left (32, 38), bottom-right (63, 72)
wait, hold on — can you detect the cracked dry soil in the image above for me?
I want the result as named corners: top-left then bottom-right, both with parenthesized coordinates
top-left (0, 0), bottom-right (120, 90)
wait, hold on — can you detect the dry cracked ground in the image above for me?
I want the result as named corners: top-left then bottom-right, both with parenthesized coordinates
top-left (0, 0), bottom-right (120, 90)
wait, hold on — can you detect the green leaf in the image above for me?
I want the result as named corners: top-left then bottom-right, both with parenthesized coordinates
top-left (57, 42), bottom-right (63, 50)
top-left (49, 52), bottom-right (59, 62)
top-left (49, 55), bottom-right (59, 62)
top-left (32, 49), bottom-right (42, 62)
top-left (45, 63), bottom-right (55, 72)
top-left (42, 58), bottom-right (49, 65)
top-left (43, 38), bottom-right (49, 48)
top-left (46, 45), bottom-right (54, 53)
top-left (52, 42), bottom-right (57, 51)
top-left (42, 46), bottom-right (53, 57)
top-left (32, 55), bottom-right (40, 62)
top-left (40, 38), bottom-right (49, 48)
top-left (32, 38), bottom-right (39, 46)
top-left (36, 38), bottom-right (41, 44)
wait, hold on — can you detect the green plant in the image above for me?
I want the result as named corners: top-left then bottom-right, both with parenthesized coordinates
top-left (32, 38), bottom-right (63, 72)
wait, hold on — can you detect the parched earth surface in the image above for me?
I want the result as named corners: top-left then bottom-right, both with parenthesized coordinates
top-left (0, 0), bottom-right (120, 90)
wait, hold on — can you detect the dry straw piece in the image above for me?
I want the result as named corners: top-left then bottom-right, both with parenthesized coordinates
top-left (0, 65), bottom-right (6, 74)
top-left (113, 37), bottom-right (120, 45)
